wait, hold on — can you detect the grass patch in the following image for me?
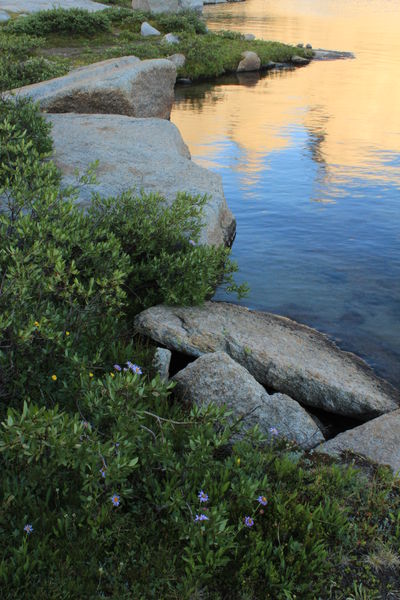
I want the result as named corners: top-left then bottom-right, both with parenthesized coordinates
top-left (0, 7), bottom-right (310, 91)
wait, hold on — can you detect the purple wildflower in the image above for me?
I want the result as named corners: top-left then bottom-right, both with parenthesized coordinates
top-left (198, 490), bottom-right (208, 503)
top-left (114, 364), bottom-right (122, 372)
top-left (23, 524), bottom-right (33, 534)
top-left (111, 494), bottom-right (120, 507)
top-left (257, 495), bottom-right (268, 506)
top-left (195, 514), bottom-right (209, 522)
top-left (127, 361), bottom-right (142, 375)
top-left (189, 240), bottom-right (196, 246)
top-left (244, 516), bottom-right (254, 528)
top-left (99, 467), bottom-right (106, 479)
top-left (269, 427), bottom-right (278, 436)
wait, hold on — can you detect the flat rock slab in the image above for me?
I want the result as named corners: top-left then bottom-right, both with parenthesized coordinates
top-left (134, 302), bottom-right (400, 419)
top-left (312, 49), bottom-right (355, 61)
top-left (46, 114), bottom-right (235, 247)
top-left (0, 0), bottom-right (107, 11)
top-left (11, 56), bottom-right (176, 120)
top-left (316, 409), bottom-right (400, 473)
top-left (173, 352), bottom-right (324, 449)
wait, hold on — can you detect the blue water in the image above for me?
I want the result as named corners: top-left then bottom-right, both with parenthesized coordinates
top-left (171, 0), bottom-right (400, 387)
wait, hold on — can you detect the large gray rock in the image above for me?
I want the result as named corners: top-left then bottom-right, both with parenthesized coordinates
top-left (172, 352), bottom-right (324, 449)
top-left (237, 51), bottom-right (261, 72)
top-left (45, 114), bottom-right (235, 247)
top-left (134, 302), bottom-right (400, 419)
top-left (0, 0), bottom-right (107, 11)
top-left (11, 56), bottom-right (176, 120)
top-left (316, 410), bottom-right (400, 473)
top-left (132, 0), bottom-right (203, 13)
top-left (0, 10), bottom-right (10, 21)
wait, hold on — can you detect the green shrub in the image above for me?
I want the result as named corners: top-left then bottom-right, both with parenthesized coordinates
top-left (89, 189), bottom-right (245, 315)
top-left (0, 96), bottom-right (52, 158)
top-left (1, 57), bottom-right (69, 91)
top-left (0, 32), bottom-right (43, 59)
top-left (154, 11), bottom-right (207, 35)
top-left (1, 388), bottom-right (399, 599)
top-left (5, 8), bottom-right (111, 36)
top-left (103, 6), bottom-right (141, 23)
top-left (0, 99), bottom-right (245, 409)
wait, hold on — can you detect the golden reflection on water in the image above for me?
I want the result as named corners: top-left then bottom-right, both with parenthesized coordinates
top-left (171, 0), bottom-right (400, 188)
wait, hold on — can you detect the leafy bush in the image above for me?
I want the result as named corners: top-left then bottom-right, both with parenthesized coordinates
top-left (89, 190), bottom-right (244, 315)
top-left (0, 96), bottom-right (52, 158)
top-left (1, 386), bottom-right (399, 599)
top-left (0, 32), bottom-right (69, 91)
top-left (5, 8), bottom-right (111, 36)
top-left (0, 32), bottom-right (43, 59)
top-left (0, 98), bottom-right (244, 409)
top-left (1, 57), bottom-right (69, 91)
top-left (154, 10), bottom-right (207, 35)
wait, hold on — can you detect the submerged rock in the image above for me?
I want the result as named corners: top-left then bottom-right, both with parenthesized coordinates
top-left (45, 114), bottom-right (236, 247)
top-left (312, 49), bottom-right (355, 61)
top-left (134, 302), bottom-right (400, 420)
top-left (11, 56), bottom-right (176, 120)
top-left (316, 409), bottom-right (400, 473)
top-left (173, 352), bottom-right (324, 449)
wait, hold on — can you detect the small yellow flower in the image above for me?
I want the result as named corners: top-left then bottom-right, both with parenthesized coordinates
top-left (110, 372), bottom-right (115, 378)
top-left (34, 321), bottom-right (40, 327)
top-left (65, 331), bottom-right (70, 336)
top-left (236, 458), bottom-right (241, 466)
top-left (51, 374), bottom-right (57, 381)
top-left (89, 372), bottom-right (94, 378)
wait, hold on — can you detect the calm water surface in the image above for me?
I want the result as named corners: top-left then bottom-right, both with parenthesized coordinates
top-left (171, 0), bottom-right (400, 387)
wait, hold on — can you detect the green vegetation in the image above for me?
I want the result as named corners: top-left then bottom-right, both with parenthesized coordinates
top-left (0, 98), bottom-right (399, 599)
top-left (1, 7), bottom-right (399, 597)
top-left (0, 6), bottom-right (310, 91)
top-left (5, 8), bottom-right (112, 35)
top-left (0, 96), bottom-right (244, 409)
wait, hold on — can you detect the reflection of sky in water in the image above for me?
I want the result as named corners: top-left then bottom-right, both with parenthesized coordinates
top-left (171, 0), bottom-right (400, 386)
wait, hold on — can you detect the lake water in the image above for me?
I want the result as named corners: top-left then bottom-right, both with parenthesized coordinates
top-left (170, 0), bottom-right (400, 387)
